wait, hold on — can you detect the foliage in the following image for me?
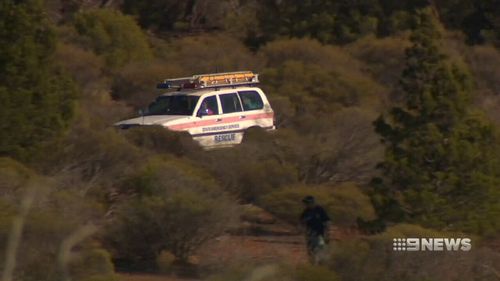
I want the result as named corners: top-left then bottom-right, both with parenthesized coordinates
top-left (74, 9), bottom-right (152, 68)
top-left (70, 249), bottom-right (117, 281)
top-left (0, 0), bottom-right (77, 160)
top-left (259, 38), bottom-right (386, 115)
top-left (191, 128), bottom-right (298, 202)
top-left (285, 108), bottom-right (383, 184)
top-left (123, 126), bottom-right (201, 157)
top-left (330, 224), bottom-right (499, 281)
top-left (105, 158), bottom-right (238, 268)
top-left (33, 125), bottom-right (143, 196)
top-left (465, 45), bottom-right (500, 97)
top-left (347, 35), bottom-right (411, 94)
top-left (111, 61), bottom-right (181, 108)
top-left (122, 0), bottom-right (232, 33)
top-left (259, 183), bottom-right (376, 228)
top-left (435, 0), bottom-right (500, 45)
top-left (112, 34), bottom-right (258, 108)
top-left (163, 34), bottom-right (260, 74)
top-left (1, 0), bottom-right (500, 279)
top-left (372, 9), bottom-right (500, 235)
top-left (0, 158), bottom-right (112, 281)
top-left (255, 0), bottom-right (377, 45)
top-left (55, 43), bottom-right (132, 128)
top-left (208, 263), bottom-right (339, 281)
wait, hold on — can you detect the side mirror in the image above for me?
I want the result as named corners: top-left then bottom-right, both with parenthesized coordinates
top-left (196, 111), bottom-right (203, 118)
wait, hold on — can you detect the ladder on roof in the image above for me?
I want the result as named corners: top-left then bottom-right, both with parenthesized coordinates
top-left (157, 71), bottom-right (259, 90)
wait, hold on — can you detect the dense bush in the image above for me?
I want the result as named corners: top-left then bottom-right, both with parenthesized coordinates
top-left (74, 9), bottom-right (152, 68)
top-left (163, 34), bottom-right (260, 74)
top-left (373, 10), bottom-right (500, 235)
top-left (122, 0), bottom-right (231, 33)
top-left (347, 35), bottom-right (411, 95)
top-left (259, 38), bottom-right (387, 114)
top-left (0, 0), bottom-right (77, 160)
top-left (123, 126), bottom-right (201, 157)
top-left (0, 158), bottom-right (114, 281)
top-left (329, 224), bottom-right (499, 281)
top-left (105, 159), bottom-right (238, 269)
top-left (1, 1), bottom-right (499, 279)
top-left (111, 61), bottom-right (181, 108)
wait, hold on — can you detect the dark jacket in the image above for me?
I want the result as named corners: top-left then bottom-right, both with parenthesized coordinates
top-left (300, 205), bottom-right (330, 235)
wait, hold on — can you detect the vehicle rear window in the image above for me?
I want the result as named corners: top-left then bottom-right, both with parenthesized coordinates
top-left (220, 93), bottom-right (242, 113)
top-left (238, 91), bottom-right (264, 111)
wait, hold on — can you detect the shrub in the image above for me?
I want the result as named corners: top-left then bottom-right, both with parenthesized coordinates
top-left (294, 264), bottom-right (340, 281)
top-left (162, 34), bottom-right (260, 74)
top-left (55, 43), bottom-right (132, 128)
top-left (259, 183), bottom-right (376, 228)
top-left (122, 0), bottom-right (231, 32)
top-left (465, 45), bottom-right (500, 97)
top-left (290, 108), bottom-right (383, 184)
top-left (105, 158), bottom-right (238, 269)
top-left (0, 158), bottom-right (113, 281)
top-left (111, 61), bottom-right (183, 108)
top-left (208, 264), bottom-right (339, 281)
top-left (156, 251), bottom-right (176, 274)
top-left (70, 249), bottom-right (117, 281)
top-left (197, 130), bottom-right (298, 202)
top-left (123, 126), bottom-right (201, 157)
top-left (74, 9), bottom-right (152, 68)
top-left (33, 126), bottom-right (143, 195)
top-left (329, 224), bottom-right (499, 281)
top-left (259, 38), bottom-right (387, 112)
top-left (347, 35), bottom-right (411, 91)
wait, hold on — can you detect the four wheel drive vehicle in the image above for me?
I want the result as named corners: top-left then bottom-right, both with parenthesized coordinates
top-left (115, 71), bottom-right (275, 147)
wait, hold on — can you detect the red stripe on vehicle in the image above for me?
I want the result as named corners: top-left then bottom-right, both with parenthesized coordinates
top-left (168, 112), bottom-right (274, 131)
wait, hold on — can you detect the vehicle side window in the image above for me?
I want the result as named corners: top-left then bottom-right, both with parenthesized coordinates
top-left (238, 91), bottom-right (264, 111)
top-left (220, 93), bottom-right (242, 114)
top-left (197, 95), bottom-right (218, 116)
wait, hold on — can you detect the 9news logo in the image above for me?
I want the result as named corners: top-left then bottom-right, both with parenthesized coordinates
top-left (393, 238), bottom-right (472, 252)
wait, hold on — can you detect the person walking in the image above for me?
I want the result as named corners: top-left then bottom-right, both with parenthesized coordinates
top-left (300, 196), bottom-right (331, 264)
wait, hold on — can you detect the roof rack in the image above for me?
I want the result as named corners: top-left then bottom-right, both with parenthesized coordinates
top-left (157, 71), bottom-right (259, 90)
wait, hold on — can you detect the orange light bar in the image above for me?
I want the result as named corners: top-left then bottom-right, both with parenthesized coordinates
top-left (160, 71), bottom-right (259, 90)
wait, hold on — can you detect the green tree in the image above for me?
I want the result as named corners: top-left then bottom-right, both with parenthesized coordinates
top-left (372, 9), bottom-right (500, 235)
top-left (434, 0), bottom-right (500, 45)
top-left (74, 9), bottom-right (152, 68)
top-left (255, 0), bottom-right (380, 45)
top-left (0, 0), bottom-right (77, 160)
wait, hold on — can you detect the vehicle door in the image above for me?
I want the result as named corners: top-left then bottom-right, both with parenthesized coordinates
top-left (238, 90), bottom-right (273, 130)
top-left (189, 95), bottom-right (222, 146)
top-left (206, 92), bottom-right (245, 145)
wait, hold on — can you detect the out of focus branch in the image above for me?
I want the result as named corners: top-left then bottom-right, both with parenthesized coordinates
top-left (2, 185), bottom-right (37, 281)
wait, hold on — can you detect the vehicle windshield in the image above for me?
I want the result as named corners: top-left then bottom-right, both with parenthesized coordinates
top-left (146, 95), bottom-right (200, 116)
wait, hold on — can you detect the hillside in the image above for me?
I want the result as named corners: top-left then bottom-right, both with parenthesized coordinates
top-left (0, 1), bottom-right (499, 281)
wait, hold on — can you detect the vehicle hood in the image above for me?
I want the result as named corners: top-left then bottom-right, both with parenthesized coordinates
top-left (114, 115), bottom-right (188, 127)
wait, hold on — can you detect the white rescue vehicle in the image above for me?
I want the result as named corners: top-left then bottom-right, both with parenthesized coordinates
top-left (115, 71), bottom-right (275, 147)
